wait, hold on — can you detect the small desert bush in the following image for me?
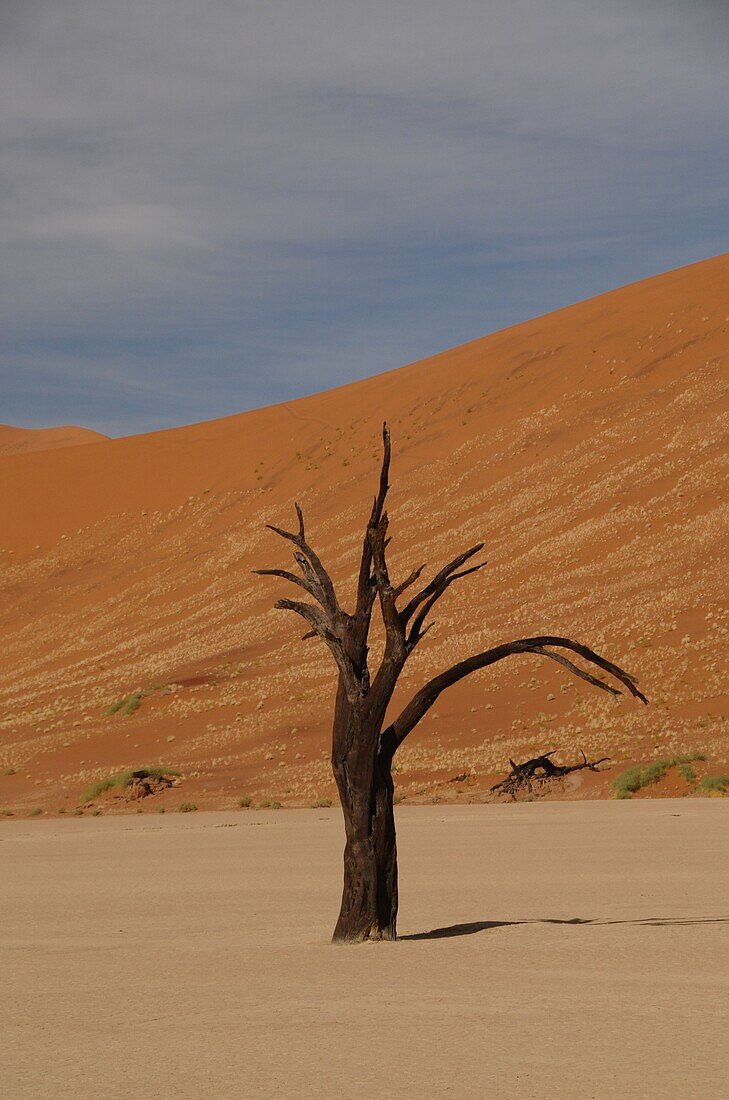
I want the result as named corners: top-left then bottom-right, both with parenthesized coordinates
top-left (91, 808), bottom-right (102, 817)
top-left (3, 766), bottom-right (16, 776)
top-left (2, 809), bottom-right (14, 816)
top-left (312, 798), bottom-right (333, 808)
top-left (700, 775), bottom-right (728, 794)
top-left (124, 692), bottom-right (146, 716)
top-left (238, 796), bottom-right (252, 808)
top-left (28, 807), bottom-right (42, 817)
top-left (614, 753), bottom-right (707, 799)
top-left (271, 801), bottom-right (282, 810)
top-left (103, 689), bottom-right (153, 718)
top-left (678, 763), bottom-right (697, 784)
top-left (81, 776), bottom-right (117, 802)
top-left (177, 801), bottom-right (197, 813)
top-left (258, 800), bottom-right (271, 809)
top-left (103, 698), bottom-right (127, 716)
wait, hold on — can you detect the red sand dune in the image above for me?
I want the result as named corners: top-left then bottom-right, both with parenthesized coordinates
top-left (0, 423), bottom-right (106, 458)
top-left (0, 254), bottom-right (726, 815)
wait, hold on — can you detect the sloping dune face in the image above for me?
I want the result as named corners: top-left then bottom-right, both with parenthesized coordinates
top-left (0, 424), bottom-right (107, 458)
top-left (0, 255), bottom-right (726, 814)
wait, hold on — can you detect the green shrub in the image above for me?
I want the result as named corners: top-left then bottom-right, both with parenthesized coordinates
top-left (613, 753), bottom-right (707, 799)
top-left (238, 796), bottom-right (252, 808)
top-left (700, 775), bottom-right (729, 793)
top-left (28, 807), bottom-right (42, 817)
top-left (124, 692), bottom-right (145, 716)
top-left (312, 798), bottom-right (333, 808)
top-left (103, 689), bottom-right (154, 718)
top-left (271, 801), bottom-right (282, 810)
top-left (258, 800), bottom-right (271, 809)
top-left (91, 808), bottom-right (102, 817)
top-left (177, 801), bottom-right (197, 813)
top-left (81, 776), bottom-right (117, 802)
top-left (103, 698), bottom-right (127, 716)
top-left (678, 763), bottom-right (697, 784)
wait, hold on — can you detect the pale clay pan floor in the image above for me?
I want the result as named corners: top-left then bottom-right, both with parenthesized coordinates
top-left (2, 799), bottom-right (728, 1099)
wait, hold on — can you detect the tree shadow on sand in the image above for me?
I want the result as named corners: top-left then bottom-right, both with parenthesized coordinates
top-left (400, 916), bottom-right (729, 940)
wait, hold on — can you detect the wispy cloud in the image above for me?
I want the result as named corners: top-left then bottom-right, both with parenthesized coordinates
top-left (1, 0), bottom-right (727, 434)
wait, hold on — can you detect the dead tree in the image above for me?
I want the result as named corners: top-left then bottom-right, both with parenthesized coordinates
top-left (490, 749), bottom-right (610, 799)
top-left (255, 426), bottom-right (647, 943)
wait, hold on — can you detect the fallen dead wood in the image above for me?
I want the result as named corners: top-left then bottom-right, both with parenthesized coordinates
top-left (490, 750), bottom-right (610, 800)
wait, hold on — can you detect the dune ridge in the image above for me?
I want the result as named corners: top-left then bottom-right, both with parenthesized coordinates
top-left (0, 253), bottom-right (726, 815)
top-left (0, 424), bottom-right (107, 458)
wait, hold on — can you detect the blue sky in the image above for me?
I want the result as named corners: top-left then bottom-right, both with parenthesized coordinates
top-left (1, 0), bottom-right (727, 437)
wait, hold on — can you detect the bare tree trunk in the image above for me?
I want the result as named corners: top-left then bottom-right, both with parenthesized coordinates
top-left (332, 730), bottom-right (398, 943)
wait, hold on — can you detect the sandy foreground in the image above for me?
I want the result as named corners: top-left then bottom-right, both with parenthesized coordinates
top-left (2, 800), bottom-right (727, 1099)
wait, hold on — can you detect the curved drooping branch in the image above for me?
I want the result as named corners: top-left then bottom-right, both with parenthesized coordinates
top-left (389, 635), bottom-right (647, 750)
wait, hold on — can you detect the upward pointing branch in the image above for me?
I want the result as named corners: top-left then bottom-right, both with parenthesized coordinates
top-left (355, 423), bottom-right (391, 621)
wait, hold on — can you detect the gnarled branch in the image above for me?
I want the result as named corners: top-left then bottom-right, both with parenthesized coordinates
top-left (273, 598), bottom-right (360, 701)
top-left (490, 748), bottom-right (611, 799)
top-left (264, 502), bottom-right (343, 620)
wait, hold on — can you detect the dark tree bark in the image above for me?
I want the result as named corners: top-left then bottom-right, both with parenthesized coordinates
top-left (490, 749), bottom-right (611, 799)
top-left (255, 425), bottom-right (647, 943)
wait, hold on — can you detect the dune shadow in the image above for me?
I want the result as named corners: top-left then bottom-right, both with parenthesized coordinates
top-left (400, 915), bottom-right (729, 941)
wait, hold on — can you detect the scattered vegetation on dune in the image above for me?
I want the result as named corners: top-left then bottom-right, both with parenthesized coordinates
top-left (238, 796), bottom-right (252, 808)
top-left (613, 753), bottom-right (707, 799)
top-left (102, 684), bottom-right (170, 718)
top-left (103, 691), bottom-right (148, 717)
top-left (80, 766), bottom-right (179, 804)
top-left (177, 801), bottom-right (197, 813)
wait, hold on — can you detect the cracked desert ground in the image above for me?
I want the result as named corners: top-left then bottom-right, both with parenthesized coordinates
top-left (2, 801), bottom-right (728, 1099)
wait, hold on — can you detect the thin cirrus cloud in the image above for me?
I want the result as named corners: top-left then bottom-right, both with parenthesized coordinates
top-left (0, 0), bottom-right (727, 436)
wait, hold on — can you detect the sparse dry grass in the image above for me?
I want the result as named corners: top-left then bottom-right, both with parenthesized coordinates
top-left (0, 283), bottom-right (726, 810)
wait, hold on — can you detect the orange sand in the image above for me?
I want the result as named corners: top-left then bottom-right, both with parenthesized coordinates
top-left (0, 254), bottom-right (727, 815)
top-left (0, 424), bottom-right (106, 458)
